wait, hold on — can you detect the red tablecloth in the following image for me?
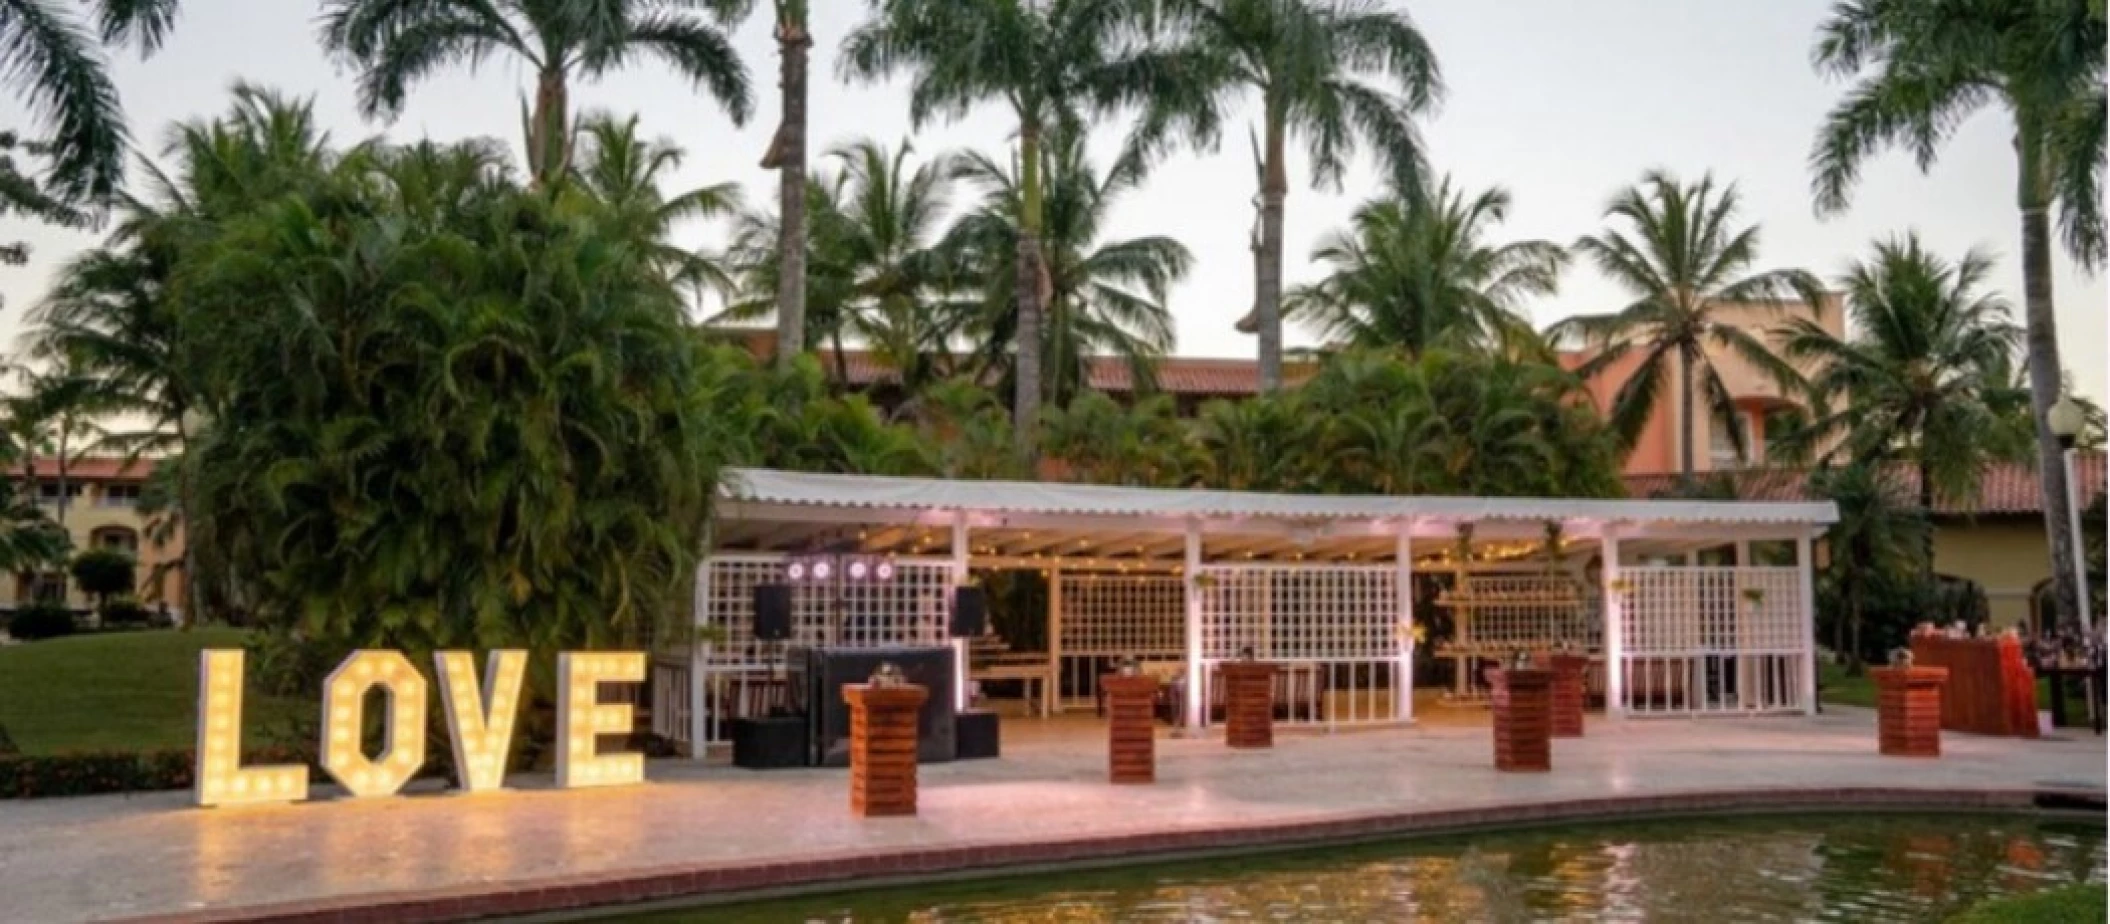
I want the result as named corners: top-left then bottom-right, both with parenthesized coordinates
top-left (1909, 634), bottom-right (2038, 738)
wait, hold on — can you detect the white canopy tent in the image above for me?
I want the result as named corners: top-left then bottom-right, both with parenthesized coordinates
top-left (659, 469), bottom-right (1839, 753)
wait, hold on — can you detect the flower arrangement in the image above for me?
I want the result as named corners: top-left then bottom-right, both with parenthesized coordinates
top-left (1608, 577), bottom-right (1634, 595)
top-left (1741, 587), bottom-right (1766, 606)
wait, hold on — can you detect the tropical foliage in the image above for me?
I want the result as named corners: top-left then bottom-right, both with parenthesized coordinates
top-left (946, 137), bottom-right (1188, 408)
top-left (1552, 171), bottom-right (1822, 474)
top-left (0, 0), bottom-right (178, 204)
top-left (1777, 234), bottom-right (2023, 514)
top-left (840, 0), bottom-right (1178, 452)
top-left (1142, 0), bottom-right (1442, 392)
top-left (319, 0), bottom-right (753, 183)
top-left (1286, 177), bottom-right (1562, 358)
top-left (1810, 0), bottom-right (2105, 631)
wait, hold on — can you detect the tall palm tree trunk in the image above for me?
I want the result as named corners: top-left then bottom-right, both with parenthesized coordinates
top-left (1916, 456), bottom-right (1939, 582)
top-left (2016, 129), bottom-right (2084, 631)
top-left (1677, 345), bottom-right (1697, 476)
top-left (1013, 120), bottom-right (1047, 460)
top-left (770, 4), bottom-right (811, 364)
top-left (176, 416), bottom-right (201, 627)
top-left (528, 69), bottom-right (571, 185)
top-left (1255, 109), bottom-right (1288, 394)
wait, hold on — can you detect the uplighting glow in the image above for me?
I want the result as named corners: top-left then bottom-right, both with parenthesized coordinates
top-left (320, 650), bottom-right (429, 798)
top-left (555, 652), bottom-right (646, 789)
top-left (786, 561), bottom-right (807, 582)
top-left (848, 559), bottom-right (870, 580)
top-left (434, 650), bottom-right (527, 794)
top-left (194, 650), bottom-right (309, 807)
top-left (812, 560), bottom-right (833, 580)
top-left (874, 560), bottom-right (896, 581)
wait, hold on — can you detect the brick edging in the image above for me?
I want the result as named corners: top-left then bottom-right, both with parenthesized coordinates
top-left (122, 786), bottom-right (2104, 924)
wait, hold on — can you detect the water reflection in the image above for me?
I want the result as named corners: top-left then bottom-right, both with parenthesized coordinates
top-left (612, 814), bottom-right (2105, 924)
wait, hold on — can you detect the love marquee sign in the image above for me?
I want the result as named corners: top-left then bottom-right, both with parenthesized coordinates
top-left (194, 648), bottom-right (648, 807)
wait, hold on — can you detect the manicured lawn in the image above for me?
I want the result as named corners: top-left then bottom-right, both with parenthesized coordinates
top-left (1819, 659), bottom-right (2062, 712)
top-left (1949, 883), bottom-right (2108, 923)
top-left (0, 629), bottom-right (307, 756)
top-left (1819, 659), bottom-right (1878, 707)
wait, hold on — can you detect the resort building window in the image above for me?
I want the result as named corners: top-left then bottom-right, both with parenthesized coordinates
top-left (99, 484), bottom-right (142, 507)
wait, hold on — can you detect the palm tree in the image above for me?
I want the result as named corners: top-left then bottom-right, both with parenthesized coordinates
top-left (1286, 177), bottom-right (1563, 358)
top-left (1039, 391), bottom-right (1193, 487)
top-left (1191, 395), bottom-right (1316, 492)
top-left (0, 0), bottom-right (178, 204)
top-left (1778, 235), bottom-right (2022, 522)
top-left (760, 0), bottom-right (811, 367)
top-left (318, 0), bottom-right (753, 184)
top-left (1551, 171), bottom-right (1823, 476)
top-left (840, 0), bottom-right (1176, 454)
top-left (563, 112), bottom-right (741, 299)
top-left (945, 136), bottom-right (1188, 409)
top-left (1144, 0), bottom-right (1442, 392)
top-left (1810, 0), bottom-right (2104, 632)
top-left (719, 137), bottom-right (970, 393)
top-left (1812, 461), bottom-right (1930, 671)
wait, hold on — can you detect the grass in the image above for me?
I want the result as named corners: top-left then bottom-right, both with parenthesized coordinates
top-left (1949, 883), bottom-right (2108, 923)
top-left (1819, 659), bottom-right (2059, 712)
top-left (0, 628), bottom-right (307, 756)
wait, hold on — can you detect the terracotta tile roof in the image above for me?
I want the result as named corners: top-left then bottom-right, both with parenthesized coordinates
top-left (12, 457), bottom-right (160, 481)
top-left (1623, 452), bottom-right (2107, 516)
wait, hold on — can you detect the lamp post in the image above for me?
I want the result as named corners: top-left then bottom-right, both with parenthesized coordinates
top-left (2049, 394), bottom-right (2092, 635)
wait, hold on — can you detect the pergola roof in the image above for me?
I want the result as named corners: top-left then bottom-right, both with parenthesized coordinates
top-left (718, 470), bottom-right (1836, 563)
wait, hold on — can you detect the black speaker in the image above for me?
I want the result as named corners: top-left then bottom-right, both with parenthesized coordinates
top-left (955, 710), bottom-right (1000, 760)
top-left (730, 716), bottom-right (807, 769)
top-left (753, 583), bottom-right (793, 641)
top-left (950, 585), bottom-right (987, 638)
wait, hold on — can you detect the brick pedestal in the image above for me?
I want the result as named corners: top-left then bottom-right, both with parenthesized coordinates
top-left (1220, 662), bottom-right (1280, 749)
top-left (842, 683), bottom-right (928, 817)
top-left (1100, 674), bottom-right (1160, 784)
top-left (1872, 666), bottom-right (1948, 758)
top-left (1539, 654), bottom-right (1588, 738)
top-left (1485, 667), bottom-right (1553, 772)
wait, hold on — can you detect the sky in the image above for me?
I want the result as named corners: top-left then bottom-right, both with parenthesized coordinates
top-left (1, 0), bottom-right (2103, 402)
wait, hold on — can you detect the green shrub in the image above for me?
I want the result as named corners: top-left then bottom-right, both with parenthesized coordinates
top-left (1949, 883), bottom-right (2107, 923)
top-left (98, 597), bottom-right (150, 627)
top-left (8, 604), bottom-right (77, 641)
top-left (0, 748), bottom-right (319, 799)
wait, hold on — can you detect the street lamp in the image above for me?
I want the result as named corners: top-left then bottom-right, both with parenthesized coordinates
top-left (2049, 394), bottom-right (2092, 634)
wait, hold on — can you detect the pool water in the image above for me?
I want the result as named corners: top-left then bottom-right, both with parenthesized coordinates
top-left (611, 813), bottom-right (2104, 923)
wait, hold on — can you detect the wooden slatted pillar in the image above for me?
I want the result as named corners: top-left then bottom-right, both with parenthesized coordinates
top-left (844, 682), bottom-right (928, 816)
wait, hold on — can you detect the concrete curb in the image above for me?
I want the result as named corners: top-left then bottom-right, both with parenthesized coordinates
top-left (123, 786), bottom-right (2106, 924)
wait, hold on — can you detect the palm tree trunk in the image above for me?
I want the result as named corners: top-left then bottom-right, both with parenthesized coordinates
top-left (176, 414), bottom-right (201, 628)
top-left (1915, 457), bottom-right (1939, 581)
top-left (528, 69), bottom-right (570, 185)
top-left (1848, 583), bottom-right (1864, 676)
top-left (1677, 346), bottom-right (1697, 477)
top-left (2016, 126), bottom-right (2084, 631)
top-left (1255, 107), bottom-right (1288, 394)
top-left (771, 3), bottom-right (810, 366)
top-left (1013, 119), bottom-right (1047, 461)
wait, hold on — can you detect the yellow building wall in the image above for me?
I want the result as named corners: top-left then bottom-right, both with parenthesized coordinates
top-left (1933, 517), bottom-right (2055, 629)
top-left (0, 482), bottom-right (183, 613)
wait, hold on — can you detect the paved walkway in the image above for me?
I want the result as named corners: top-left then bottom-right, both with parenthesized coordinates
top-left (2, 709), bottom-right (2102, 923)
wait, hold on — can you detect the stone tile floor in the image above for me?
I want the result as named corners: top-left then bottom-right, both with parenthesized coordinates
top-left (1, 708), bottom-right (2101, 923)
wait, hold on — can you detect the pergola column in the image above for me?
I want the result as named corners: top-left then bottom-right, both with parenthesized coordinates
top-left (1601, 528), bottom-right (1626, 718)
top-left (951, 512), bottom-right (970, 711)
top-left (1183, 520), bottom-right (1204, 731)
top-left (1796, 532), bottom-right (1818, 716)
top-left (1046, 565), bottom-right (1063, 714)
top-left (1395, 526), bottom-right (1415, 723)
top-left (689, 557), bottom-right (711, 759)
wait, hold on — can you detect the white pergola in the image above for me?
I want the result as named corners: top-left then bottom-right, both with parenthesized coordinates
top-left (660, 468), bottom-right (1839, 752)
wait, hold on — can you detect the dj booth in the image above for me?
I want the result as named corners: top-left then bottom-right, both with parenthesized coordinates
top-left (729, 645), bottom-right (998, 769)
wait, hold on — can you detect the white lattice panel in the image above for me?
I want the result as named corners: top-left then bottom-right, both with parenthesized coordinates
top-left (1197, 566), bottom-right (1396, 661)
top-left (1059, 574), bottom-right (1184, 656)
top-left (1442, 574), bottom-right (1597, 653)
top-left (1623, 567), bottom-right (1803, 655)
top-left (698, 554), bottom-right (952, 667)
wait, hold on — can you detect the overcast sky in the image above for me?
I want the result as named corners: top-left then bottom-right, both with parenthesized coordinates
top-left (2, 0), bottom-right (2102, 401)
